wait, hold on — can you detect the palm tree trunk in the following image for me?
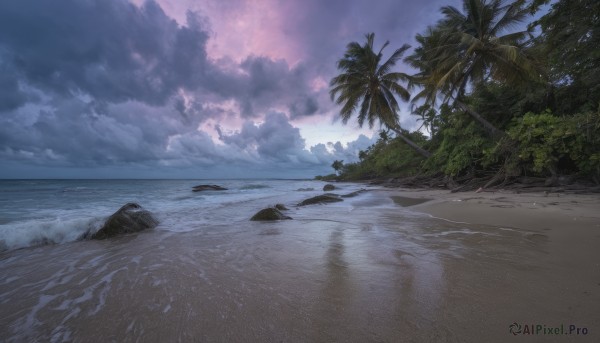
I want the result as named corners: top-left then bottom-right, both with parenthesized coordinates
top-left (455, 100), bottom-right (505, 138)
top-left (389, 126), bottom-right (432, 158)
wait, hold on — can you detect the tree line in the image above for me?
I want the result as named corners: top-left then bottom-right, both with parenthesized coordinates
top-left (323, 0), bottom-right (600, 191)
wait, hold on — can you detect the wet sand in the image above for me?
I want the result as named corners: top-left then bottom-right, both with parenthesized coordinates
top-left (389, 188), bottom-right (600, 341)
top-left (388, 188), bottom-right (600, 231)
top-left (1, 188), bottom-right (599, 342)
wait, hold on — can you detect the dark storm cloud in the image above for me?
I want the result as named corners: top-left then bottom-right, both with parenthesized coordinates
top-left (0, 0), bottom-right (320, 115)
top-left (217, 112), bottom-right (311, 162)
top-left (205, 56), bottom-right (321, 118)
top-left (0, 95), bottom-right (370, 176)
top-left (1, 99), bottom-right (181, 166)
top-left (309, 134), bottom-right (376, 165)
top-left (0, 63), bottom-right (31, 112)
top-left (237, 57), bottom-right (319, 118)
top-left (218, 112), bottom-right (376, 168)
top-left (0, 0), bottom-right (457, 177)
top-left (0, 0), bottom-right (328, 175)
top-left (0, 0), bottom-right (211, 106)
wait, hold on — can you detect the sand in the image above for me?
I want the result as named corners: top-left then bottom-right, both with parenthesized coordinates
top-left (386, 187), bottom-right (600, 341)
top-left (386, 188), bottom-right (600, 232)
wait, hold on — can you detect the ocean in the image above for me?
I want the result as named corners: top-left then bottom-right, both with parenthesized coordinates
top-left (0, 179), bottom-right (370, 251)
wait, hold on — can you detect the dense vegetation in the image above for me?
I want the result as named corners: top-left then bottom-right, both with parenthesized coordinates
top-left (323, 0), bottom-right (600, 191)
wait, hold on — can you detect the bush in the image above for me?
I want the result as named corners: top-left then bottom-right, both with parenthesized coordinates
top-left (507, 109), bottom-right (600, 177)
top-left (424, 109), bottom-right (493, 176)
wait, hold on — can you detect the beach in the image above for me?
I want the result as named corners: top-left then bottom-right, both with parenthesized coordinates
top-left (0, 181), bottom-right (599, 342)
top-left (388, 187), bottom-right (600, 341)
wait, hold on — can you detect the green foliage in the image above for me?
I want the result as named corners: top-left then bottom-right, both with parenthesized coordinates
top-left (424, 108), bottom-right (494, 176)
top-left (327, 0), bottom-right (600, 184)
top-left (331, 160), bottom-right (344, 175)
top-left (507, 111), bottom-right (565, 173)
top-left (338, 132), bottom-right (426, 180)
top-left (530, 0), bottom-right (600, 116)
top-left (407, 0), bottom-right (540, 104)
top-left (574, 109), bottom-right (600, 176)
top-left (506, 109), bottom-right (600, 176)
top-left (330, 33), bottom-right (430, 158)
top-left (535, 0), bottom-right (600, 98)
top-left (314, 174), bottom-right (338, 181)
top-left (372, 136), bottom-right (423, 175)
top-left (330, 33), bottom-right (411, 129)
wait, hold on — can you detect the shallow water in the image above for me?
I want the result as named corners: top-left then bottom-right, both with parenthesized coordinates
top-left (1, 181), bottom-right (598, 342)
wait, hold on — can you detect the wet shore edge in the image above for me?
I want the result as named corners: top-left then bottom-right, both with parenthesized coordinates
top-left (380, 185), bottom-right (600, 232)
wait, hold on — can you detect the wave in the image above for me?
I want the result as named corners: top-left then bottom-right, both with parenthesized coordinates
top-left (61, 187), bottom-right (92, 193)
top-left (239, 184), bottom-right (271, 190)
top-left (172, 195), bottom-right (198, 201)
top-left (0, 216), bottom-right (106, 252)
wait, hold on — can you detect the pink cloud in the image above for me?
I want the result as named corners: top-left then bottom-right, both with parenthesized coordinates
top-left (139, 0), bottom-right (302, 64)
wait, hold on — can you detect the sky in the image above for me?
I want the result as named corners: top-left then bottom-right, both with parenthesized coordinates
top-left (0, 0), bottom-right (462, 179)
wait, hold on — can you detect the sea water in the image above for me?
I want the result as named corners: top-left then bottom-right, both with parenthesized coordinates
top-left (0, 179), bottom-right (367, 251)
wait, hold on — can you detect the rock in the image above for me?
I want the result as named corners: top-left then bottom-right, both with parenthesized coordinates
top-left (251, 208), bottom-right (292, 221)
top-left (323, 193), bottom-right (340, 197)
top-left (298, 194), bottom-right (343, 206)
top-left (85, 203), bottom-right (158, 240)
top-left (323, 184), bottom-right (335, 191)
top-left (192, 184), bottom-right (228, 192)
top-left (274, 204), bottom-right (288, 211)
top-left (296, 187), bottom-right (314, 191)
top-left (341, 189), bottom-right (367, 198)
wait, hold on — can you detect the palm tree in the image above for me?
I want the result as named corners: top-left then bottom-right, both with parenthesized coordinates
top-left (331, 160), bottom-right (344, 175)
top-left (330, 33), bottom-right (431, 158)
top-left (407, 0), bottom-right (540, 138)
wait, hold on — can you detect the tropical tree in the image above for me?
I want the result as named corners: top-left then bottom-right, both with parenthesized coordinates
top-left (534, 0), bottom-right (600, 114)
top-left (331, 160), bottom-right (344, 175)
top-left (330, 33), bottom-right (431, 158)
top-left (407, 0), bottom-right (541, 138)
top-left (412, 103), bottom-right (441, 138)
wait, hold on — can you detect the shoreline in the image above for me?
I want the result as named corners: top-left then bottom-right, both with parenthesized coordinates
top-left (375, 187), bottom-right (600, 231)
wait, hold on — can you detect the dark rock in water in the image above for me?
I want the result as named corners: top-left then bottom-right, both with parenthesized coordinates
top-left (274, 204), bottom-right (288, 211)
top-left (85, 203), bottom-right (158, 240)
top-left (323, 184), bottom-right (335, 191)
top-left (192, 184), bottom-right (227, 192)
top-left (296, 187), bottom-right (315, 191)
top-left (298, 194), bottom-right (343, 206)
top-left (251, 208), bottom-right (292, 221)
top-left (341, 189), bottom-right (367, 198)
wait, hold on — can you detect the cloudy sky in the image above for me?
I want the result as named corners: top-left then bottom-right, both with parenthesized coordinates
top-left (0, 0), bottom-right (460, 179)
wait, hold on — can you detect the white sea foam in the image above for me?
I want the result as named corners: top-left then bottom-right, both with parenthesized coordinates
top-left (0, 216), bottom-right (105, 251)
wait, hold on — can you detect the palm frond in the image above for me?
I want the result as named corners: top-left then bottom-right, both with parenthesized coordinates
top-left (377, 44), bottom-right (410, 76)
top-left (329, 33), bottom-right (411, 130)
